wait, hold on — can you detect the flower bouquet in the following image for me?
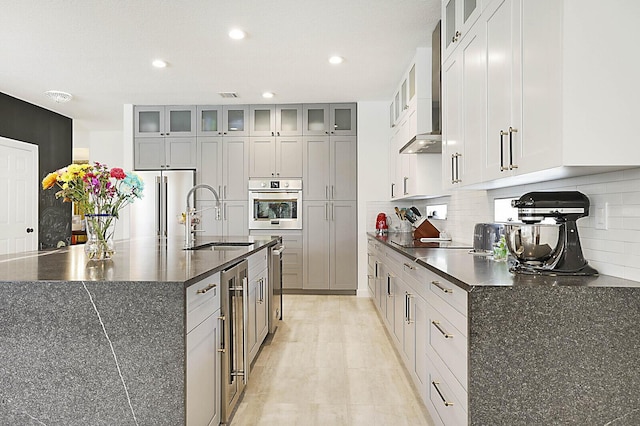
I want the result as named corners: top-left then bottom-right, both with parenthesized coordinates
top-left (42, 162), bottom-right (144, 260)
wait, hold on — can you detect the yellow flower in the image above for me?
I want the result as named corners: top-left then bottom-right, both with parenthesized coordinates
top-left (42, 172), bottom-right (59, 189)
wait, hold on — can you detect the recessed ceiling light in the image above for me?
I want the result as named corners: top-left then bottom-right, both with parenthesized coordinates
top-left (152, 59), bottom-right (167, 68)
top-left (262, 92), bottom-right (274, 99)
top-left (329, 56), bottom-right (344, 65)
top-left (44, 90), bottom-right (73, 103)
top-left (229, 29), bottom-right (246, 40)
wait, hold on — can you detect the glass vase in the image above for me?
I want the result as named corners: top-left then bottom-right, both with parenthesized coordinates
top-left (84, 213), bottom-right (117, 260)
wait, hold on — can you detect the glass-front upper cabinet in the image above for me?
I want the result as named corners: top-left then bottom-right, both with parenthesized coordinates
top-left (223, 105), bottom-right (249, 136)
top-left (197, 106), bottom-right (223, 136)
top-left (303, 104), bottom-right (329, 135)
top-left (330, 104), bottom-right (357, 136)
top-left (276, 104), bottom-right (302, 136)
top-left (135, 106), bottom-right (196, 138)
top-left (249, 105), bottom-right (275, 137)
top-left (401, 79), bottom-right (408, 112)
top-left (409, 64), bottom-right (416, 102)
top-left (442, 0), bottom-right (481, 60)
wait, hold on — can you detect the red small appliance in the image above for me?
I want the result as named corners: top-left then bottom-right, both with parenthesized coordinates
top-left (375, 213), bottom-right (388, 236)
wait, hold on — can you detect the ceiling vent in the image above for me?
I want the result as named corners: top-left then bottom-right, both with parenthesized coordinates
top-left (218, 92), bottom-right (239, 98)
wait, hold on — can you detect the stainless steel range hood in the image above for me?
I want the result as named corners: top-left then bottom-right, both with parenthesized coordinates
top-left (400, 21), bottom-right (441, 154)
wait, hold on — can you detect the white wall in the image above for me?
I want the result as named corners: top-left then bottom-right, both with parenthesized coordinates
top-left (356, 101), bottom-right (390, 296)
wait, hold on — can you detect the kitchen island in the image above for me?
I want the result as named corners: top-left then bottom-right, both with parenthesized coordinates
top-left (369, 233), bottom-right (640, 426)
top-left (0, 235), bottom-right (279, 425)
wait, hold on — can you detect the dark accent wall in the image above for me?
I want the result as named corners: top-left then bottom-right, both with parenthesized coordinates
top-left (0, 92), bottom-right (73, 249)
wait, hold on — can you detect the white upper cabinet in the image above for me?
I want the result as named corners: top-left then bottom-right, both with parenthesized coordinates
top-left (135, 105), bottom-right (197, 138)
top-left (197, 106), bottom-right (223, 136)
top-left (223, 105), bottom-right (249, 137)
top-left (442, 0), bottom-right (482, 61)
top-left (442, 0), bottom-right (639, 190)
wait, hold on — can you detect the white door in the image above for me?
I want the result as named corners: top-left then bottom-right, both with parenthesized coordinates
top-left (0, 137), bottom-right (38, 254)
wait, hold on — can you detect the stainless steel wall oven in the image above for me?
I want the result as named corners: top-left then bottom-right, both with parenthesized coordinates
top-left (248, 179), bottom-right (302, 230)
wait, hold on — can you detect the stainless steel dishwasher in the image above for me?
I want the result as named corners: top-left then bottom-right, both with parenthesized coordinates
top-left (269, 242), bottom-right (284, 334)
top-left (220, 259), bottom-right (248, 424)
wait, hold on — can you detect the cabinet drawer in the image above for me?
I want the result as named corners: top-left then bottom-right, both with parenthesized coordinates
top-left (281, 232), bottom-right (302, 249)
top-left (426, 350), bottom-right (468, 425)
top-left (248, 250), bottom-right (268, 274)
top-left (283, 248), bottom-right (302, 269)
top-left (187, 273), bottom-right (220, 314)
top-left (384, 247), bottom-right (406, 276)
top-left (187, 282), bottom-right (220, 334)
top-left (428, 272), bottom-right (468, 317)
top-left (428, 303), bottom-right (468, 389)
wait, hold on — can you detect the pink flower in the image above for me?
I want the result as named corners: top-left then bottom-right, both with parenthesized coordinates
top-left (110, 168), bottom-right (126, 179)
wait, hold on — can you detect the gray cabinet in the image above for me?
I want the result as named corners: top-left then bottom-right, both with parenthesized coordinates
top-left (249, 136), bottom-right (302, 178)
top-left (249, 104), bottom-right (303, 137)
top-left (134, 105), bottom-right (197, 170)
top-left (303, 103), bottom-right (357, 136)
top-left (222, 137), bottom-right (249, 200)
top-left (196, 136), bottom-right (249, 238)
top-left (197, 106), bottom-right (224, 136)
top-left (247, 250), bottom-right (269, 364)
top-left (134, 137), bottom-right (196, 170)
top-left (196, 136), bottom-right (248, 201)
top-left (276, 104), bottom-right (303, 136)
top-left (303, 200), bottom-right (356, 291)
top-left (186, 273), bottom-right (221, 426)
top-left (223, 105), bottom-right (249, 137)
top-left (135, 105), bottom-right (197, 138)
top-left (250, 230), bottom-right (303, 290)
top-left (303, 136), bottom-right (356, 201)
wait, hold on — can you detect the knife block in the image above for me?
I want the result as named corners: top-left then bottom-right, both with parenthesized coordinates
top-left (413, 217), bottom-right (440, 239)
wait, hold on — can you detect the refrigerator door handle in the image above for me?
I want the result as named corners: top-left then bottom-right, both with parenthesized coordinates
top-left (155, 176), bottom-right (162, 236)
top-left (163, 177), bottom-right (169, 237)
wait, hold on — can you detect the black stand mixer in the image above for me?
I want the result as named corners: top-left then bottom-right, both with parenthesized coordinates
top-left (505, 191), bottom-right (598, 276)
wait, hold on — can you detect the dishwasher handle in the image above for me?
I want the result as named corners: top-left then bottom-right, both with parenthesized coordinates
top-left (272, 244), bottom-right (285, 255)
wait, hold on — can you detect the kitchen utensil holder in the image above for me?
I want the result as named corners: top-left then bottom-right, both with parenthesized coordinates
top-left (413, 218), bottom-right (440, 239)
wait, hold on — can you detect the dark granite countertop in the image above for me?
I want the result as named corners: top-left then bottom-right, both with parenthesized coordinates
top-left (0, 235), bottom-right (280, 286)
top-left (369, 232), bottom-right (640, 290)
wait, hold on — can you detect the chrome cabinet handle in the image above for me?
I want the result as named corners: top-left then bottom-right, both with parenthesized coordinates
top-left (451, 155), bottom-right (455, 184)
top-left (403, 262), bottom-right (415, 271)
top-left (509, 127), bottom-right (518, 170)
top-left (403, 176), bottom-right (409, 195)
top-left (500, 130), bottom-right (508, 172)
top-left (432, 320), bottom-right (454, 339)
top-left (218, 315), bottom-right (226, 353)
top-left (432, 381), bottom-right (454, 407)
top-left (374, 261), bottom-right (379, 278)
top-left (325, 186), bottom-right (329, 200)
top-left (196, 283), bottom-right (217, 294)
top-left (405, 292), bottom-right (414, 324)
top-left (391, 182), bottom-right (395, 198)
top-left (431, 280), bottom-right (453, 294)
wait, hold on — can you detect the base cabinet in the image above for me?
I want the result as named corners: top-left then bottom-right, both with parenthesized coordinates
top-left (247, 250), bottom-right (269, 364)
top-left (186, 273), bottom-right (221, 426)
top-left (368, 236), bottom-right (469, 426)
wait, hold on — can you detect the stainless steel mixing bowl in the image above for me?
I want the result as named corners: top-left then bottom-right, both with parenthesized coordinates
top-left (504, 223), bottom-right (560, 262)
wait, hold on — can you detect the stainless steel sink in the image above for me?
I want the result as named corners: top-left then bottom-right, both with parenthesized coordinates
top-left (185, 242), bottom-right (255, 251)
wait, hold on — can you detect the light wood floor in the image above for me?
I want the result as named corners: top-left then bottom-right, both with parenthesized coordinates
top-left (231, 294), bottom-right (434, 425)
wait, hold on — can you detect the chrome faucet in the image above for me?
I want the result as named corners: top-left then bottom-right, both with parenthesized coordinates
top-left (185, 184), bottom-right (221, 249)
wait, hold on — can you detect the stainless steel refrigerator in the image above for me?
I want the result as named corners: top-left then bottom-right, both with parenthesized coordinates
top-left (130, 170), bottom-right (195, 238)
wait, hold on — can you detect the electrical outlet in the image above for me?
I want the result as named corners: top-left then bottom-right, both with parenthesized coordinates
top-left (595, 202), bottom-right (609, 230)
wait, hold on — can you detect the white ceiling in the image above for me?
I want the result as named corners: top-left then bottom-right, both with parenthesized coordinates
top-left (0, 0), bottom-right (440, 133)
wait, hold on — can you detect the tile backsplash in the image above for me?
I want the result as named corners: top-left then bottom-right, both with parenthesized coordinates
top-left (367, 167), bottom-right (640, 282)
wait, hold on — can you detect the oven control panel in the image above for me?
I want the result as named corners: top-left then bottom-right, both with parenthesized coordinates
top-left (249, 179), bottom-right (302, 191)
